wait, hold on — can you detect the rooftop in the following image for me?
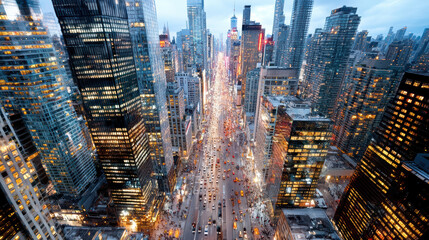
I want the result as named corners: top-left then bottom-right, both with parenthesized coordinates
top-left (282, 208), bottom-right (341, 240)
top-left (266, 96), bottom-right (331, 122)
top-left (63, 226), bottom-right (133, 240)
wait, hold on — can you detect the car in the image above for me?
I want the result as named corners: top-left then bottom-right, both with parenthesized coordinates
top-left (204, 225), bottom-right (209, 236)
top-left (232, 171), bottom-right (235, 175)
top-left (233, 222), bottom-right (237, 230)
top-left (223, 175), bottom-right (226, 180)
top-left (208, 217), bottom-right (212, 225)
top-left (238, 199), bottom-right (241, 204)
top-left (198, 226), bottom-right (202, 233)
top-left (212, 205), bottom-right (215, 210)
top-left (241, 190), bottom-right (244, 197)
top-left (243, 227), bottom-right (247, 234)
top-left (217, 226), bottom-right (221, 235)
top-left (239, 231), bottom-right (243, 238)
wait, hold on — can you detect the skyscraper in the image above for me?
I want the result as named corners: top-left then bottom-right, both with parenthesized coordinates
top-left (334, 72), bottom-right (429, 240)
top-left (244, 66), bottom-right (261, 115)
top-left (353, 30), bottom-right (369, 51)
top-left (385, 40), bottom-right (413, 67)
top-left (254, 96), bottom-right (332, 207)
top-left (0, 0), bottom-right (96, 196)
top-left (303, 6), bottom-right (360, 117)
top-left (242, 5), bottom-right (251, 26)
top-left (333, 59), bottom-right (402, 161)
top-left (1, 108), bottom-right (61, 240)
top-left (240, 21), bottom-right (264, 102)
top-left (53, 0), bottom-right (158, 228)
top-left (274, 24), bottom-right (290, 66)
top-left (272, 0), bottom-right (285, 60)
top-left (187, 0), bottom-right (208, 71)
top-left (176, 29), bottom-right (193, 72)
top-left (284, 0), bottom-right (313, 70)
top-left (126, 0), bottom-right (174, 194)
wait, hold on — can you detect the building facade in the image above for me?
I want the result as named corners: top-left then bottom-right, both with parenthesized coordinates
top-left (303, 6), bottom-right (360, 117)
top-left (187, 0), bottom-right (207, 71)
top-left (53, 0), bottom-right (159, 228)
top-left (334, 72), bottom-right (429, 240)
top-left (0, 108), bottom-right (61, 240)
top-left (126, 0), bottom-right (174, 194)
top-left (0, 0), bottom-right (96, 196)
top-left (333, 59), bottom-right (403, 161)
top-left (284, 0), bottom-right (313, 70)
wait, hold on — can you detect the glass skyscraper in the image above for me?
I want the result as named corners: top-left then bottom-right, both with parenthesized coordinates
top-left (272, 0), bottom-right (285, 62)
top-left (0, 108), bottom-right (61, 240)
top-left (187, 0), bottom-right (207, 71)
top-left (303, 6), bottom-right (360, 117)
top-left (284, 0), bottom-right (313, 70)
top-left (126, 0), bottom-right (174, 194)
top-left (334, 72), bottom-right (429, 240)
top-left (0, 0), bottom-right (96, 197)
top-left (52, 0), bottom-right (159, 229)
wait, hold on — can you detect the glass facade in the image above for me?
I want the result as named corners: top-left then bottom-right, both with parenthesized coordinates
top-left (52, 0), bottom-right (158, 228)
top-left (126, 0), bottom-right (174, 194)
top-left (187, 0), bottom-right (207, 71)
top-left (0, 0), bottom-right (96, 196)
top-left (303, 6), bottom-right (360, 117)
top-left (240, 24), bottom-right (263, 101)
top-left (243, 67), bottom-right (261, 115)
top-left (334, 59), bottom-right (402, 161)
top-left (1, 107), bottom-right (60, 240)
top-left (334, 72), bottom-right (429, 240)
top-left (284, 0), bottom-right (313, 70)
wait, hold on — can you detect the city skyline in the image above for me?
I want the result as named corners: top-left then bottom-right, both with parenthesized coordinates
top-left (1, 0), bottom-right (428, 239)
top-left (39, 0), bottom-right (429, 39)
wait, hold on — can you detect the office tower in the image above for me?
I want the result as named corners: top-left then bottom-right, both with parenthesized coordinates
top-left (353, 30), bottom-right (369, 51)
top-left (242, 5), bottom-right (251, 25)
top-left (0, 0), bottom-right (96, 196)
top-left (240, 22), bottom-right (264, 101)
top-left (303, 6), bottom-right (360, 117)
top-left (261, 67), bottom-right (299, 96)
top-left (126, 0), bottom-right (174, 194)
top-left (230, 38), bottom-right (241, 82)
top-left (244, 66), bottom-right (261, 116)
top-left (166, 82), bottom-right (192, 158)
top-left (53, 0), bottom-right (158, 228)
top-left (334, 72), bottom-right (429, 240)
top-left (284, 0), bottom-right (313, 70)
top-left (255, 96), bottom-right (332, 207)
top-left (187, 0), bottom-right (208, 71)
top-left (272, 0), bottom-right (285, 60)
top-left (176, 29), bottom-right (193, 72)
top-left (394, 26), bottom-right (407, 41)
top-left (333, 59), bottom-right (402, 162)
top-left (43, 12), bottom-right (61, 36)
top-left (230, 11), bottom-right (237, 30)
top-left (385, 40), bottom-right (413, 67)
top-left (0, 108), bottom-right (60, 240)
top-left (274, 24), bottom-right (290, 66)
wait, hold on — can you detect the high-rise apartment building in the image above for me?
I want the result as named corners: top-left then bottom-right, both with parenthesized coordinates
top-left (303, 6), bottom-right (360, 117)
top-left (334, 72), bottom-right (429, 240)
top-left (0, 108), bottom-right (61, 240)
top-left (385, 40), bottom-right (413, 67)
top-left (353, 30), bottom-right (369, 51)
top-left (0, 0), bottom-right (96, 196)
top-left (333, 59), bottom-right (402, 161)
top-left (43, 12), bottom-right (62, 36)
top-left (160, 31), bottom-right (177, 83)
top-left (260, 67), bottom-right (299, 97)
top-left (187, 0), bottom-right (208, 71)
top-left (126, 0), bottom-right (174, 194)
top-left (284, 0), bottom-right (313, 70)
top-left (53, 0), bottom-right (159, 228)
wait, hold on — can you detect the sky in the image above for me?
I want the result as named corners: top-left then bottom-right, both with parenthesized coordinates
top-left (40, 0), bottom-right (429, 41)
